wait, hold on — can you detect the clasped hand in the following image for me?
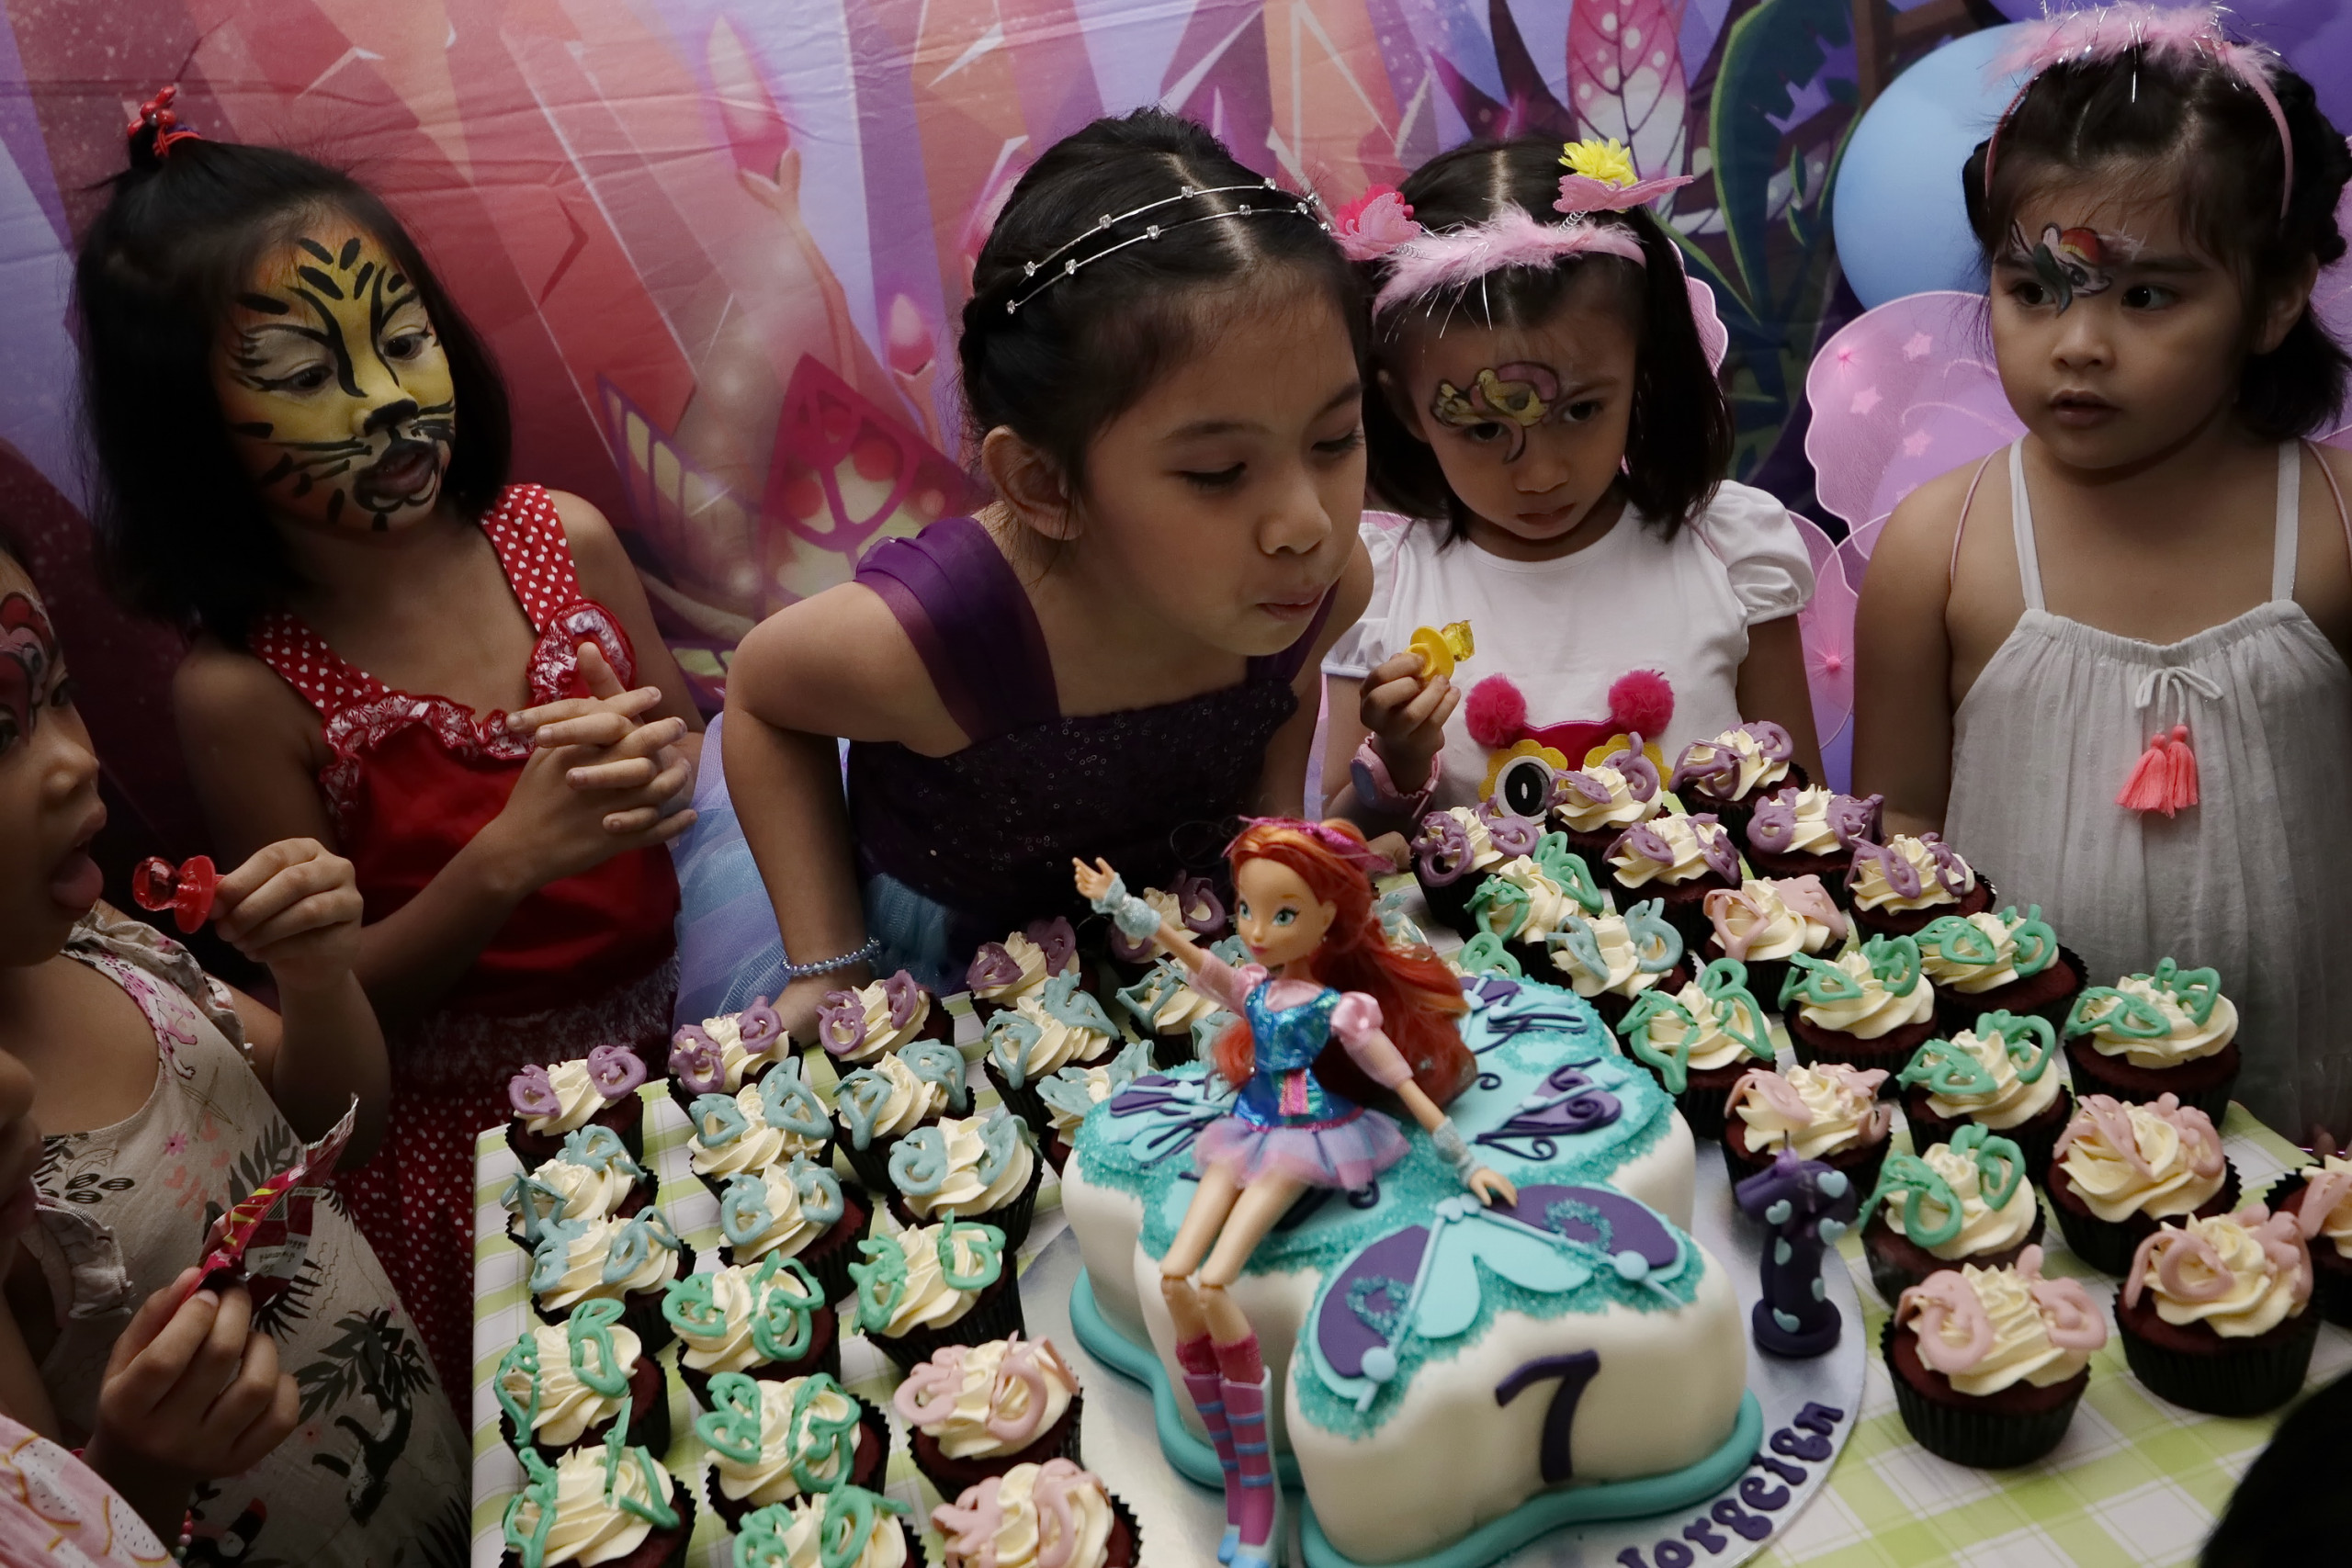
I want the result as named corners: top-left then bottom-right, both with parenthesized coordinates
top-left (506, 641), bottom-right (697, 840)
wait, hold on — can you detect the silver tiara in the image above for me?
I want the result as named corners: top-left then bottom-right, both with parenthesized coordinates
top-left (1005, 178), bottom-right (1329, 314)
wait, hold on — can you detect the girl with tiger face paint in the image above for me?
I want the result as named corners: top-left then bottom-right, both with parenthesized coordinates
top-left (214, 220), bottom-right (457, 534)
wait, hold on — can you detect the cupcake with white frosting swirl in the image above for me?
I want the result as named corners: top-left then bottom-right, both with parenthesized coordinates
top-left (886, 1107), bottom-right (1044, 1251)
top-left (731, 1486), bottom-right (917, 1568)
top-left (984, 974), bottom-right (1117, 1138)
top-left (662, 1253), bottom-right (842, 1404)
top-left (1723, 1062), bottom-right (1895, 1194)
top-left (1411, 804), bottom-right (1520, 934)
top-left (894, 1334), bottom-right (1084, 1496)
top-left (2115, 1204), bottom-right (2322, 1416)
top-left (1741, 785), bottom-right (1881, 887)
top-left (713, 1153), bottom-right (872, 1301)
top-left (832, 1039), bottom-right (969, 1192)
top-left (1847, 833), bottom-right (1991, 938)
top-left (1698, 874), bottom-right (1845, 1008)
top-left (1859, 1124), bottom-right (2047, 1301)
top-left (1780, 935), bottom-right (1939, 1082)
top-left (1615, 958), bottom-right (1775, 1138)
top-left (524, 1204), bottom-right (692, 1351)
top-left (848, 1217), bottom-right (1023, 1372)
top-left (494, 1297), bottom-right (669, 1459)
top-left (665, 997), bottom-right (789, 1118)
top-left (1897, 1012), bottom-right (2074, 1179)
top-left (1885, 1246), bottom-right (2105, 1467)
top-left (1541, 899), bottom-right (1690, 1028)
top-left (965, 919), bottom-right (1080, 1022)
top-left (1916, 906), bottom-right (2084, 1032)
top-left (693, 1370), bottom-right (892, 1529)
top-left (1605, 814), bottom-right (1743, 945)
top-left (1113, 942), bottom-right (1241, 1067)
top-left (502, 1124), bottom-right (651, 1256)
top-left (813, 971), bottom-right (948, 1075)
top-left (2063, 958), bottom-right (2241, 1122)
top-left (506, 1044), bottom-right (649, 1168)
top-left (934, 1459), bottom-right (1142, 1568)
top-left (1669, 721), bottom-right (1804, 829)
top-left (1550, 742), bottom-right (1664, 859)
top-left (497, 1416), bottom-right (694, 1568)
top-left (2046, 1092), bottom-right (2238, 1276)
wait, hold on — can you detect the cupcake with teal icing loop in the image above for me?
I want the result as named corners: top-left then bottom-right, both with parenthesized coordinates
top-left (495, 1296), bottom-right (670, 1460)
top-left (730, 1484), bottom-right (918, 1568)
top-left (1917, 906), bottom-right (2084, 1032)
top-left (714, 1154), bottom-right (870, 1303)
top-left (694, 1370), bottom-right (892, 1530)
top-left (1540, 898), bottom-right (1689, 1028)
top-left (526, 1203), bottom-right (691, 1350)
top-left (684, 1056), bottom-right (833, 1200)
top-left (886, 1106), bottom-right (1043, 1250)
top-left (1780, 934), bottom-right (1938, 1085)
top-left (2063, 958), bottom-right (2241, 1122)
top-left (1858, 1124), bottom-right (2045, 1303)
top-left (832, 1039), bottom-right (967, 1192)
top-left (1036, 1038), bottom-right (1152, 1172)
top-left (1447, 930), bottom-right (1524, 982)
top-left (848, 1216), bottom-right (1023, 1372)
top-left (1615, 957), bottom-right (1773, 1140)
top-left (663, 1253), bottom-right (842, 1404)
top-left (1465, 831), bottom-right (1609, 973)
top-left (1898, 1012), bottom-right (2073, 1180)
top-left (985, 973), bottom-right (1117, 1136)
top-left (1114, 938), bottom-right (1244, 1067)
top-left (499, 1399), bottom-right (694, 1568)
top-left (503, 1124), bottom-right (652, 1258)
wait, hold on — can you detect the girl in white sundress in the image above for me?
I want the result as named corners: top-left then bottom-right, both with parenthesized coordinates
top-left (1855, 7), bottom-right (2352, 1145)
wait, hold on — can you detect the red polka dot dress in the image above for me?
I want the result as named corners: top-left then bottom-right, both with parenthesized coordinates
top-left (249, 486), bottom-right (679, 1388)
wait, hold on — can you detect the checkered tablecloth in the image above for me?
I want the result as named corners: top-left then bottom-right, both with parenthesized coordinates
top-left (469, 1020), bottom-right (2346, 1568)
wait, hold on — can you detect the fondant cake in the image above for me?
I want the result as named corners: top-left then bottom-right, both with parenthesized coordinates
top-left (1062, 974), bottom-right (1749, 1567)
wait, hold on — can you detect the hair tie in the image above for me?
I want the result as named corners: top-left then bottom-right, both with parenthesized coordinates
top-left (129, 84), bottom-right (203, 162)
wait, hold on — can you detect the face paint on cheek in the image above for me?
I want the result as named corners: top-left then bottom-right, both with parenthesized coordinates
top-left (1430, 362), bottom-right (1562, 461)
top-left (2006, 221), bottom-right (2143, 314)
top-left (0, 593), bottom-right (58, 742)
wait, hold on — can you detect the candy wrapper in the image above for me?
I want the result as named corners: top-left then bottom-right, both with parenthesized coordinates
top-left (176, 1095), bottom-right (359, 1312)
top-left (132, 854), bottom-right (218, 934)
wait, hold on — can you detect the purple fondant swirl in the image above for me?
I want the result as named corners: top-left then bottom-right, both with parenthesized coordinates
top-left (967, 942), bottom-right (1022, 992)
top-left (1745, 720), bottom-right (1794, 763)
top-left (1026, 917), bottom-right (1077, 976)
top-left (1487, 811), bottom-right (1541, 857)
top-left (1615, 822), bottom-right (1677, 866)
top-left (671, 1029), bottom-right (727, 1093)
top-left (818, 990), bottom-right (867, 1058)
top-left (1693, 816), bottom-right (1741, 881)
top-left (508, 1063), bottom-right (560, 1119)
top-left (882, 971), bottom-right (922, 1031)
top-left (1414, 813), bottom-right (1472, 884)
top-left (1668, 742), bottom-right (1738, 796)
top-left (1828, 793), bottom-right (1883, 850)
top-left (1560, 771), bottom-right (1616, 808)
top-left (1174, 873), bottom-right (1227, 934)
top-left (1607, 743), bottom-right (1660, 801)
top-left (586, 1043), bottom-right (645, 1100)
top-left (737, 997), bottom-right (785, 1055)
top-left (1847, 840), bottom-right (1922, 899)
top-left (1747, 793), bottom-right (1800, 854)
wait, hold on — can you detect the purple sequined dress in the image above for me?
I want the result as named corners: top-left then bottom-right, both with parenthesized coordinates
top-left (846, 516), bottom-right (1332, 956)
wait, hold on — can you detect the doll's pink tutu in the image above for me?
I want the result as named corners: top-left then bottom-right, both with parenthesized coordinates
top-left (1195, 1109), bottom-right (1411, 1190)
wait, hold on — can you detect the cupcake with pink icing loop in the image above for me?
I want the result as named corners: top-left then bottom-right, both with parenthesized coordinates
top-left (1884, 1246), bottom-right (2106, 1466)
top-left (2046, 1092), bottom-right (2238, 1275)
top-left (1699, 874), bottom-right (1844, 1004)
top-left (933, 1458), bottom-right (1143, 1568)
top-left (2116, 1203), bottom-right (2322, 1416)
top-left (1722, 1062), bottom-right (1894, 1194)
top-left (2264, 1158), bottom-right (2352, 1325)
top-left (894, 1334), bottom-right (1085, 1497)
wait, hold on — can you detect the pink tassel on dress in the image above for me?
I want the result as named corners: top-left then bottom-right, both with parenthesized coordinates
top-left (2117, 724), bottom-right (2199, 817)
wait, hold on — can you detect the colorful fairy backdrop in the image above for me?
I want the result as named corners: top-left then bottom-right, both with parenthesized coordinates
top-left (24, 0), bottom-right (2339, 854)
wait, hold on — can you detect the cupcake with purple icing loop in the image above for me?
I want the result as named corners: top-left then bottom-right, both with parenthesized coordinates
top-left (1102, 872), bottom-right (1228, 982)
top-left (1848, 833), bottom-right (1993, 937)
top-left (966, 918), bottom-right (1080, 1023)
top-left (1605, 814), bottom-right (1742, 946)
top-left (1743, 786), bottom-right (1882, 892)
top-left (1669, 721), bottom-right (1805, 832)
top-left (1551, 739), bottom-right (1663, 860)
top-left (811, 971), bottom-right (951, 1079)
top-left (666, 996), bottom-right (788, 1117)
top-left (508, 1043), bottom-right (648, 1168)
top-left (1411, 807), bottom-right (1498, 935)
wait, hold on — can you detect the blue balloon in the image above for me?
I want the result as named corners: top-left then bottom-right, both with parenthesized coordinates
top-left (1832, 26), bottom-right (2030, 309)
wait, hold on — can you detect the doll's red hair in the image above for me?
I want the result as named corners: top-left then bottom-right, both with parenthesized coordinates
top-left (1212, 819), bottom-right (1474, 1108)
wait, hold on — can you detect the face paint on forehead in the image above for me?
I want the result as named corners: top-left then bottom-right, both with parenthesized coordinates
top-left (1430, 362), bottom-right (1565, 462)
top-left (2003, 221), bottom-right (2143, 314)
top-left (0, 592), bottom-right (59, 743)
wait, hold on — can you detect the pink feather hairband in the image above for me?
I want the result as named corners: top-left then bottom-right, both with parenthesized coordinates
top-left (1983, 2), bottom-right (2294, 220)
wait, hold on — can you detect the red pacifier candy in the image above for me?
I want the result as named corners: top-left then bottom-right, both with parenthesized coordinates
top-left (131, 855), bottom-right (218, 933)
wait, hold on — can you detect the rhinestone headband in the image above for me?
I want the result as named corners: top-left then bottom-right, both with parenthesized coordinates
top-left (1004, 178), bottom-right (1328, 314)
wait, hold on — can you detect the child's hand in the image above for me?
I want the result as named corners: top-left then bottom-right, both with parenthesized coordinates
top-left (508, 643), bottom-right (695, 830)
top-left (83, 1269), bottom-right (299, 1529)
top-left (1359, 649), bottom-right (1461, 792)
top-left (483, 738), bottom-right (696, 891)
top-left (210, 840), bottom-right (363, 996)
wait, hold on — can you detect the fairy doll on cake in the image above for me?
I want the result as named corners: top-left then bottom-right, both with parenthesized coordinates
top-left (1074, 818), bottom-right (1512, 1568)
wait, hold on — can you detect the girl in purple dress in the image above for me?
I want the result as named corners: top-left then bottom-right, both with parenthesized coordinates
top-left (718, 108), bottom-right (1374, 1033)
top-left (1078, 818), bottom-right (1512, 1568)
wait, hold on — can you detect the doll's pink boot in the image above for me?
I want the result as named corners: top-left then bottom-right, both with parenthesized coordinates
top-left (1219, 1335), bottom-right (1282, 1568)
top-left (1177, 1335), bottom-right (1245, 1563)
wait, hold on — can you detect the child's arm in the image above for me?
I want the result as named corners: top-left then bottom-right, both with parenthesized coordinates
top-left (1320, 650), bottom-right (1457, 826)
top-left (1253, 538), bottom-right (1374, 818)
top-left (205, 840), bottom-right (390, 1161)
top-left (725, 582), bottom-right (959, 1039)
top-left (1851, 478), bottom-right (1965, 837)
top-left (1735, 615), bottom-right (1827, 787)
top-left (175, 649), bottom-right (691, 1028)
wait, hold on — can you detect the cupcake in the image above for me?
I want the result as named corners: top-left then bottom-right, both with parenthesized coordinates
top-left (683, 1058), bottom-right (833, 1198)
top-left (1615, 958), bottom-right (1775, 1139)
top-left (499, 1416), bottom-right (694, 1568)
top-left (664, 997), bottom-right (789, 1116)
top-left (494, 1297), bottom-right (669, 1460)
top-left (2262, 1161), bottom-right (2352, 1325)
top-left (2116, 1205), bottom-right (2321, 1416)
top-left (502, 1125), bottom-right (651, 1257)
top-left (1700, 875), bottom-right (1845, 1006)
top-left (966, 919), bottom-right (1080, 1022)
top-left (1410, 805), bottom-right (1518, 934)
top-left (1780, 936), bottom-right (1939, 1082)
top-left (507, 1045), bottom-right (649, 1168)
top-left (732, 1487), bottom-right (918, 1568)
top-left (813, 971), bottom-right (950, 1077)
top-left (525, 1205), bottom-right (690, 1350)
top-left (1036, 1040), bottom-right (1153, 1172)
top-left (887, 1107), bottom-right (1044, 1251)
top-left (1668, 721), bottom-right (1804, 832)
top-left (714, 1155), bottom-right (872, 1301)
top-left (662, 1254), bottom-right (842, 1404)
top-left (1549, 743), bottom-right (1664, 861)
top-left (2047, 1093), bottom-right (2238, 1275)
top-left (848, 1217), bottom-right (1023, 1372)
top-left (1114, 943), bottom-right (1240, 1068)
top-left (694, 1370), bottom-right (891, 1530)
top-left (894, 1334), bottom-right (1084, 1496)
top-left (1859, 1124), bottom-right (2046, 1302)
top-left (1897, 1013), bottom-right (2073, 1180)
top-left (934, 1460), bottom-right (1142, 1568)
top-left (834, 1040), bottom-right (967, 1192)
top-left (1464, 835), bottom-right (1610, 971)
top-left (1102, 874), bottom-right (1227, 982)
top-left (2063, 959), bottom-right (2241, 1123)
top-left (1846, 834), bottom-right (1990, 938)
top-left (1449, 931), bottom-right (1527, 982)
top-left (1915, 907), bottom-right (2083, 1034)
top-left (984, 974), bottom-right (1118, 1137)
top-left (1741, 785), bottom-right (1881, 889)
top-left (1538, 898), bottom-right (1683, 1020)
top-left (1605, 815), bottom-right (1743, 944)
top-left (1723, 1063), bottom-right (1894, 1195)
top-left (1884, 1246), bottom-right (2105, 1467)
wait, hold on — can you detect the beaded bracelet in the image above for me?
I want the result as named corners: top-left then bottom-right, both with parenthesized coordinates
top-left (783, 938), bottom-right (882, 983)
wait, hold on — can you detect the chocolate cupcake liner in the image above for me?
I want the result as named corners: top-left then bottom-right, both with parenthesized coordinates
top-left (700, 1392), bottom-right (892, 1531)
top-left (499, 1466), bottom-right (695, 1568)
top-left (1900, 1089), bottom-right (2072, 1188)
top-left (675, 1307), bottom-right (845, 1411)
top-left (2062, 1041), bottom-right (2240, 1127)
top-left (1881, 1318), bottom-right (2086, 1468)
top-left (888, 1152), bottom-right (1046, 1255)
top-left (2049, 1163), bottom-right (2240, 1277)
top-left (1557, 826), bottom-right (1625, 865)
top-left (2116, 1298), bottom-right (2319, 1416)
top-left (2266, 1171), bottom-right (2352, 1327)
top-left (498, 1352), bottom-right (672, 1463)
top-left (1105, 1488), bottom-right (1145, 1567)
top-left (1862, 1202), bottom-right (2048, 1305)
top-left (1850, 875), bottom-right (1998, 941)
top-left (909, 1390), bottom-right (1087, 1499)
top-left (1148, 1028), bottom-right (1202, 1071)
top-left (869, 1266), bottom-right (1028, 1374)
top-left (1416, 867), bottom-right (1484, 937)
top-left (985, 1059), bottom-right (1061, 1145)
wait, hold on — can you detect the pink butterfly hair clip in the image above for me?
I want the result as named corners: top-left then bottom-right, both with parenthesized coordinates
top-left (1554, 137), bottom-right (1695, 216)
top-left (1330, 186), bottom-right (1422, 262)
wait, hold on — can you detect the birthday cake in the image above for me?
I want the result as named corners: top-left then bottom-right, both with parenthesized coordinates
top-left (1061, 974), bottom-right (1753, 1567)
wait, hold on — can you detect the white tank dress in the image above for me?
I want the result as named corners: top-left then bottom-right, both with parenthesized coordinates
top-left (1944, 441), bottom-right (2352, 1143)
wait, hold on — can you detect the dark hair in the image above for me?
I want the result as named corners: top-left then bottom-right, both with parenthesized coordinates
top-left (1361, 137), bottom-right (1733, 543)
top-left (2200, 1365), bottom-right (2352, 1565)
top-left (1962, 48), bottom-right (2351, 441)
top-left (75, 120), bottom-right (511, 646)
top-left (958, 108), bottom-right (1364, 492)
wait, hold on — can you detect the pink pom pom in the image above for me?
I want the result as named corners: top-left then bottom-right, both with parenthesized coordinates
top-left (1464, 675), bottom-right (1528, 750)
top-left (1609, 670), bottom-right (1675, 741)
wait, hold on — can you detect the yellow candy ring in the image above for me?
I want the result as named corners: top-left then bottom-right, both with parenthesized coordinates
top-left (1409, 619), bottom-right (1476, 679)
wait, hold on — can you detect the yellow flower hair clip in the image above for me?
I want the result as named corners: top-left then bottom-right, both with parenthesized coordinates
top-left (1559, 138), bottom-right (1639, 188)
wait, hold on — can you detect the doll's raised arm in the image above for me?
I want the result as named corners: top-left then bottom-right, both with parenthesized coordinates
top-left (1073, 857), bottom-right (1213, 974)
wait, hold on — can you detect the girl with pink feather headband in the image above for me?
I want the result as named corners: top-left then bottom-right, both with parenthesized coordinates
top-left (1318, 135), bottom-right (1825, 831)
top-left (1852, 2), bottom-right (2352, 1147)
